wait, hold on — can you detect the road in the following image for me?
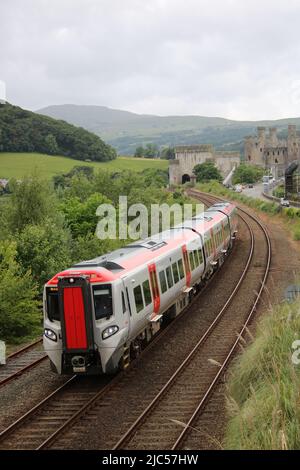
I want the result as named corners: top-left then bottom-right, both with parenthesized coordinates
top-left (242, 183), bottom-right (271, 202)
top-left (242, 182), bottom-right (300, 208)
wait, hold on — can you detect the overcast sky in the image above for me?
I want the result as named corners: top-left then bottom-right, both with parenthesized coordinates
top-left (1, 0), bottom-right (300, 120)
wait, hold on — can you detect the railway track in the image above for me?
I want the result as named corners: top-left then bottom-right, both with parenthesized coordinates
top-left (0, 338), bottom-right (47, 388)
top-left (0, 192), bottom-right (270, 450)
top-left (111, 191), bottom-right (271, 450)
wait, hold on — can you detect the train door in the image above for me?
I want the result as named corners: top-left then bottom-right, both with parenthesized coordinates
top-left (182, 245), bottom-right (191, 287)
top-left (210, 227), bottom-right (217, 260)
top-left (148, 263), bottom-right (160, 319)
top-left (121, 281), bottom-right (131, 339)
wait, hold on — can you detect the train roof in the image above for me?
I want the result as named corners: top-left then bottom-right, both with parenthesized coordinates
top-left (46, 202), bottom-right (236, 286)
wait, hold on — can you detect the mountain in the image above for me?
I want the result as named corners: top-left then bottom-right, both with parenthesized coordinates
top-left (37, 104), bottom-right (300, 155)
top-left (0, 103), bottom-right (117, 161)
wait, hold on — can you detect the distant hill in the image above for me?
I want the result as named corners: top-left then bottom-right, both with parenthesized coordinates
top-left (37, 104), bottom-right (300, 155)
top-left (0, 103), bottom-right (117, 161)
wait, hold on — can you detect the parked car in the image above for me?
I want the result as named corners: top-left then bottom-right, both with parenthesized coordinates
top-left (280, 198), bottom-right (290, 207)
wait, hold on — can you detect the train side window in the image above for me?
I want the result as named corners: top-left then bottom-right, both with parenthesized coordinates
top-left (172, 262), bottom-right (179, 283)
top-left (166, 266), bottom-right (174, 288)
top-left (121, 291), bottom-right (126, 313)
top-left (189, 252), bottom-right (195, 271)
top-left (178, 259), bottom-right (184, 279)
top-left (133, 285), bottom-right (144, 313)
top-left (142, 280), bottom-right (152, 306)
top-left (159, 270), bottom-right (168, 293)
top-left (198, 248), bottom-right (203, 264)
top-left (193, 249), bottom-right (199, 266)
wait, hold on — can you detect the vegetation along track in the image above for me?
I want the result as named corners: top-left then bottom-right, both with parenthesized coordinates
top-left (0, 191), bottom-right (270, 450)
top-left (0, 339), bottom-right (47, 388)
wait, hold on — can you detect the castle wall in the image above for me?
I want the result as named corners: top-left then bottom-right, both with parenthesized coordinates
top-left (170, 145), bottom-right (241, 185)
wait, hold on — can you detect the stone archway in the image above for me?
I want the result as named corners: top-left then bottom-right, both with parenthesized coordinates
top-left (182, 174), bottom-right (191, 184)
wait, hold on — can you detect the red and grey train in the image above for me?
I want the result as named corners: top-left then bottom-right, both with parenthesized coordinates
top-left (43, 201), bottom-right (238, 375)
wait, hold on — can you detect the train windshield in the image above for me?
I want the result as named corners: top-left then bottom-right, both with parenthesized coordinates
top-left (93, 285), bottom-right (113, 320)
top-left (46, 288), bottom-right (60, 322)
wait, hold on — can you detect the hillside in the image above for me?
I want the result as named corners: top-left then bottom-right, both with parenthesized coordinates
top-left (0, 103), bottom-right (117, 161)
top-left (38, 104), bottom-right (300, 155)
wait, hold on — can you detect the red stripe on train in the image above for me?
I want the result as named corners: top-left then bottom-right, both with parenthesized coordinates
top-left (63, 287), bottom-right (88, 350)
top-left (182, 245), bottom-right (191, 287)
top-left (148, 263), bottom-right (160, 314)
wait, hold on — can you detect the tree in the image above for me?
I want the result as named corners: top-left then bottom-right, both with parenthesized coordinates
top-left (44, 133), bottom-right (59, 155)
top-left (193, 162), bottom-right (223, 182)
top-left (16, 220), bottom-right (72, 289)
top-left (144, 143), bottom-right (159, 158)
top-left (60, 192), bottom-right (112, 238)
top-left (0, 240), bottom-right (40, 342)
top-left (232, 164), bottom-right (264, 185)
top-left (8, 173), bottom-right (57, 232)
top-left (161, 147), bottom-right (175, 160)
top-left (134, 146), bottom-right (144, 158)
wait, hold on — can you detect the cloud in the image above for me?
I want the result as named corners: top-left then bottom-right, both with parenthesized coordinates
top-left (1, 0), bottom-right (300, 119)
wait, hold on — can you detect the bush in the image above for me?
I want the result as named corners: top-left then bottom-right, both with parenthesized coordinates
top-left (193, 163), bottom-right (223, 182)
top-left (0, 241), bottom-right (40, 342)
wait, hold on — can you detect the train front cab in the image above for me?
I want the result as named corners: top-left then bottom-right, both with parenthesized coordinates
top-left (43, 273), bottom-right (130, 375)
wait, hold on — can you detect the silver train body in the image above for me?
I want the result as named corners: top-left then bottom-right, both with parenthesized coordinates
top-left (43, 202), bottom-right (238, 375)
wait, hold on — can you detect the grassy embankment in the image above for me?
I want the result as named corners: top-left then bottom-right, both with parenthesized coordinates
top-left (194, 181), bottom-right (300, 449)
top-left (0, 152), bottom-right (168, 179)
top-left (225, 298), bottom-right (300, 449)
top-left (196, 181), bottom-right (300, 241)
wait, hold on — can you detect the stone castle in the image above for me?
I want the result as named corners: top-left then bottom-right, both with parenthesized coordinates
top-left (244, 125), bottom-right (300, 178)
top-left (169, 145), bottom-right (240, 185)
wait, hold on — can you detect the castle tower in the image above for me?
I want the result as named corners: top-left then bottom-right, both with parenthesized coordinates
top-left (244, 136), bottom-right (254, 163)
top-left (288, 124), bottom-right (299, 163)
top-left (257, 127), bottom-right (266, 144)
top-left (269, 127), bottom-right (278, 147)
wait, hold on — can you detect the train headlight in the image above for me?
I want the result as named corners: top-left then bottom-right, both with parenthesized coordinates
top-left (44, 328), bottom-right (57, 342)
top-left (102, 325), bottom-right (119, 340)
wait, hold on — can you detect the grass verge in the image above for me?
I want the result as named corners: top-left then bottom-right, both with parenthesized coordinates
top-left (225, 298), bottom-right (300, 449)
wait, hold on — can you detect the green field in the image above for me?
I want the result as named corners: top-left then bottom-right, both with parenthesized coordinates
top-left (0, 153), bottom-right (168, 179)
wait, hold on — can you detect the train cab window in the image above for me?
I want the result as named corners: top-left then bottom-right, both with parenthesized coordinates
top-left (172, 262), bottom-right (179, 283)
top-left (121, 291), bottom-right (126, 313)
top-left (142, 280), bottom-right (152, 306)
top-left (133, 285), bottom-right (144, 313)
top-left (189, 252), bottom-right (195, 271)
top-left (46, 288), bottom-right (60, 322)
top-left (93, 285), bottom-right (113, 320)
top-left (166, 266), bottom-right (174, 288)
top-left (159, 270), bottom-right (168, 293)
top-left (178, 259), bottom-right (184, 279)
